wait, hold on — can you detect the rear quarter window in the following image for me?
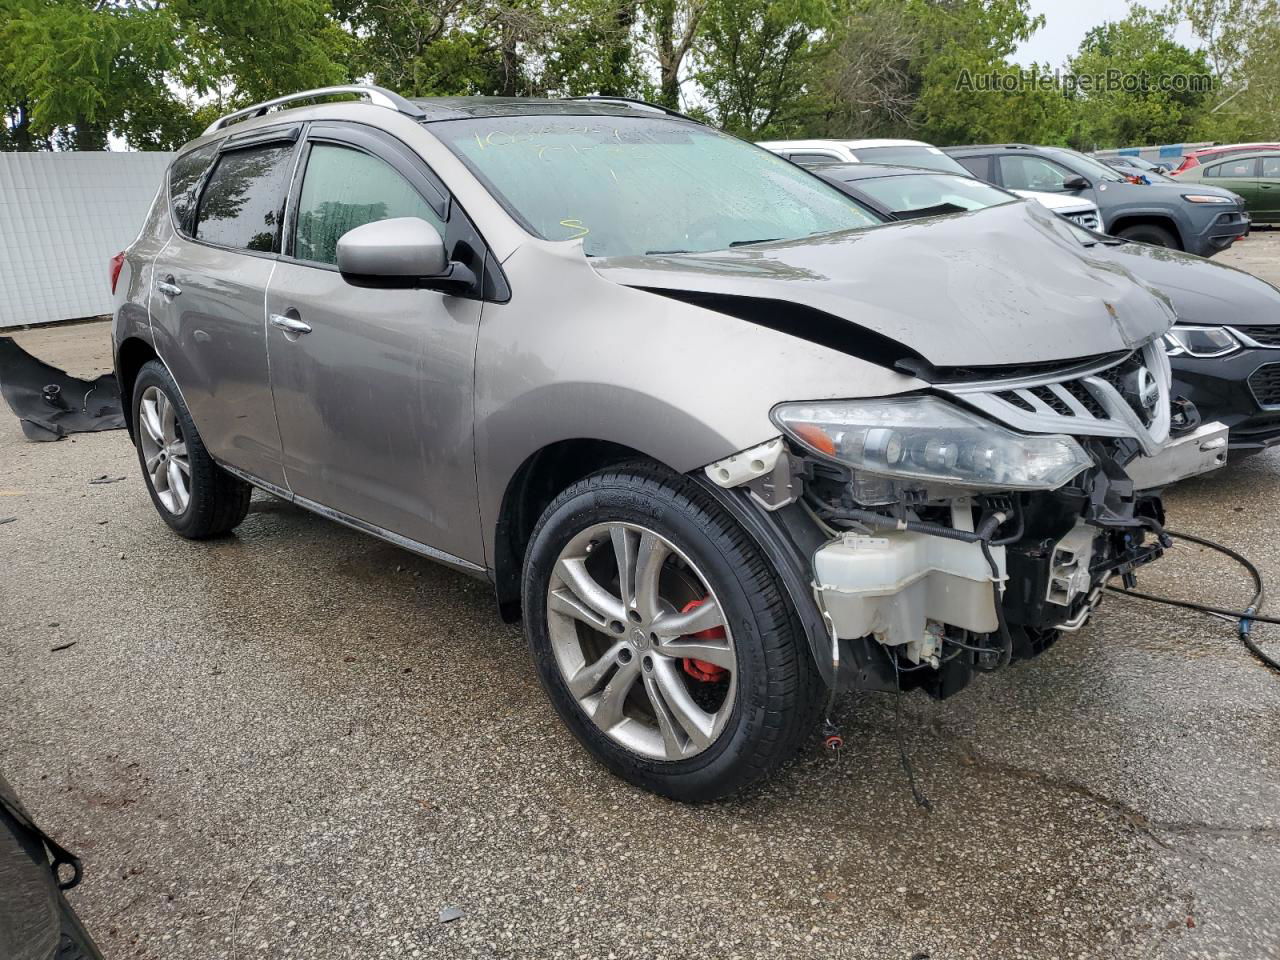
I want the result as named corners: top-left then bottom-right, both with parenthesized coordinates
top-left (955, 155), bottom-right (991, 180)
top-left (194, 142), bottom-right (297, 253)
top-left (168, 143), bottom-right (219, 235)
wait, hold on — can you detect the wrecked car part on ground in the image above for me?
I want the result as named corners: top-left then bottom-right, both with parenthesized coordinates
top-left (707, 338), bottom-right (1223, 702)
top-left (0, 337), bottom-right (124, 442)
top-left (113, 88), bottom-right (1226, 801)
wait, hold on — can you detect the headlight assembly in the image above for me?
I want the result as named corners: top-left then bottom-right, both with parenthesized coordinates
top-left (1163, 325), bottom-right (1240, 358)
top-left (1181, 194), bottom-right (1235, 204)
top-left (772, 395), bottom-right (1093, 491)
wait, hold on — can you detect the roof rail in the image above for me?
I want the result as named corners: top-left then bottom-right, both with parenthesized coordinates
top-left (202, 85), bottom-right (425, 136)
top-left (564, 95), bottom-right (694, 121)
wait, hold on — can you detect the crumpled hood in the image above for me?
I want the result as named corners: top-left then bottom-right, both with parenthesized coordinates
top-left (592, 200), bottom-right (1177, 368)
top-left (1097, 241), bottom-right (1280, 327)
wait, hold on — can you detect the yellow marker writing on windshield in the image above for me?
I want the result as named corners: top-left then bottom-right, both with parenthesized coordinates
top-left (559, 219), bottom-right (589, 239)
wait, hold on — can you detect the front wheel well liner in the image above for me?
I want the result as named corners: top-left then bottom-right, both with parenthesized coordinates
top-left (492, 439), bottom-right (654, 621)
top-left (1109, 215), bottom-right (1184, 248)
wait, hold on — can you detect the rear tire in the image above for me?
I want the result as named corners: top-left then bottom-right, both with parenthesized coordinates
top-left (522, 462), bottom-right (821, 802)
top-left (1116, 223), bottom-right (1180, 248)
top-left (131, 360), bottom-right (251, 539)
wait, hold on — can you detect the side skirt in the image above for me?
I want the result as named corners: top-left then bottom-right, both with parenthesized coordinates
top-left (216, 460), bottom-right (491, 581)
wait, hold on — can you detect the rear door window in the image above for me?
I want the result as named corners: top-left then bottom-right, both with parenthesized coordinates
top-left (1263, 157), bottom-right (1280, 179)
top-left (1205, 158), bottom-right (1259, 178)
top-left (194, 142), bottom-right (297, 253)
top-left (997, 155), bottom-right (1076, 192)
top-left (291, 144), bottom-right (446, 266)
top-left (168, 142), bottom-right (219, 234)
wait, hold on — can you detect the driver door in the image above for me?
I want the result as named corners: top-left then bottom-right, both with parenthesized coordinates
top-left (264, 123), bottom-right (486, 565)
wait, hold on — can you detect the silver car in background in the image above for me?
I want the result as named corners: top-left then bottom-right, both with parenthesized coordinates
top-left (112, 87), bottom-right (1223, 801)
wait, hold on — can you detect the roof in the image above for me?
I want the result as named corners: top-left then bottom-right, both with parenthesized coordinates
top-left (0, 151), bottom-right (173, 329)
top-left (758, 138), bottom-right (932, 150)
top-left (943, 144), bottom-right (1037, 154)
top-left (1189, 142), bottom-right (1280, 153)
top-left (813, 162), bottom-right (946, 182)
top-left (408, 96), bottom-right (688, 122)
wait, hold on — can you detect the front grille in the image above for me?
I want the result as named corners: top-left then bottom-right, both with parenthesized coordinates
top-left (1248, 363), bottom-right (1280, 407)
top-left (1096, 351), bottom-right (1155, 425)
top-left (943, 340), bottom-right (1173, 455)
top-left (1063, 210), bottom-right (1101, 231)
top-left (1234, 325), bottom-right (1280, 348)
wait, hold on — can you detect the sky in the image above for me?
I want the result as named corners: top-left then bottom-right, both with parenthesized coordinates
top-left (1013, 0), bottom-right (1200, 67)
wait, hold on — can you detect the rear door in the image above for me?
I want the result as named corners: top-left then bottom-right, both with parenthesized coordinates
top-left (1203, 157), bottom-right (1261, 208)
top-left (148, 127), bottom-right (301, 489)
top-left (1258, 156), bottom-right (1280, 222)
top-left (263, 122), bottom-right (487, 564)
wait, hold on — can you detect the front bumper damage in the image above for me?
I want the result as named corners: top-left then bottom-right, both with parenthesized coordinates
top-left (706, 339), bottom-right (1227, 699)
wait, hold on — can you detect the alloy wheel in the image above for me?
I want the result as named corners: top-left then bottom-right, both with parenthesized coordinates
top-left (138, 385), bottom-right (192, 514)
top-left (546, 522), bottom-right (738, 761)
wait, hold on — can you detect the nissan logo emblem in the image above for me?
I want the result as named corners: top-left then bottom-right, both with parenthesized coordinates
top-left (1126, 366), bottom-right (1160, 418)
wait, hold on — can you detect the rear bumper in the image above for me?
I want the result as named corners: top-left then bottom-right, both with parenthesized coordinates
top-left (1171, 348), bottom-right (1280, 450)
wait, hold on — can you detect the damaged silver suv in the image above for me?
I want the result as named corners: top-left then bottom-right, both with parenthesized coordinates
top-left (112, 87), bottom-right (1226, 801)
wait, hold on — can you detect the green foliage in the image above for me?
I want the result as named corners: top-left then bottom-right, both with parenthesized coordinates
top-left (1065, 7), bottom-right (1214, 149)
top-left (1, 0), bottom-right (1277, 153)
top-left (694, 0), bottom-right (834, 137)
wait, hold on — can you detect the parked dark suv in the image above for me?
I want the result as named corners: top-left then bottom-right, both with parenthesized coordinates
top-left (946, 144), bottom-right (1250, 257)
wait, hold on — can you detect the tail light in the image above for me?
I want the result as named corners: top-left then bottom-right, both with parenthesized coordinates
top-left (109, 251), bottom-right (126, 294)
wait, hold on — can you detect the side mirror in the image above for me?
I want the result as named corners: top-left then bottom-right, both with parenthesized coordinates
top-left (336, 216), bottom-right (451, 286)
top-left (1063, 175), bottom-right (1090, 191)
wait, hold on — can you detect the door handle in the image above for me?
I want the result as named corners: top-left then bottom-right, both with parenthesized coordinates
top-left (269, 313), bottom-right (312, 336)
top-left (156, 279), bottom-right (182, 298)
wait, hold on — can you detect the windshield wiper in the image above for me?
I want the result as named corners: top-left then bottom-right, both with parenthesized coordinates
top-left (645, 248), bottom-right (692, 255)
top-left (729, 237), bottom-right (781, 247)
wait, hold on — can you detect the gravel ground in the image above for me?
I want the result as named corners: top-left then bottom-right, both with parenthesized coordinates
top-left (3, 244), bottom-right (1280, 959)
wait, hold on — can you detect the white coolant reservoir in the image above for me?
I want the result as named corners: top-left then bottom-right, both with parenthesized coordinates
top-left (813, 531), bottom-right (1006, 654)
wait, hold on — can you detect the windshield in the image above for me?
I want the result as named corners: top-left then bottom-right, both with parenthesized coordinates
top-left (1049, 148), bottom-right (1126, 183)
top-left (434, 116), bottom-right (878, 257)
top-left (846, 145), bottom-right (972, 176)
top-left (851, 173), bottom-right (1016, 217)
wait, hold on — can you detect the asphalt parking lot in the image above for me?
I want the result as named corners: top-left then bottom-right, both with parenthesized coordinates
top-left (3, 233), bottom-right (1280, 960)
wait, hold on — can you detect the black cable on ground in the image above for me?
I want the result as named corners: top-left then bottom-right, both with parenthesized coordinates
top-left (1107, 529), bottom-right (1280, 674)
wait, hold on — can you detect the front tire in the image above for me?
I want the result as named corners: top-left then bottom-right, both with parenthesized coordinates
top-left (131, 360), bottom-right (251, 539)
top-left (1116, 222), bottom-right (1180, 248)
top-left (522, 462), bottom-right (820, 801)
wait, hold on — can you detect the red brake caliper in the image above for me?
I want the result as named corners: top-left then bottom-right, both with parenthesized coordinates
top-left (679, 597), bottom-right (728, 683)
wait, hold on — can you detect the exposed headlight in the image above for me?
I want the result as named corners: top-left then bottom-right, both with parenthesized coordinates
top-left (1163, 325), bottom-right (1240, 358)
top-left (772, 396), bottom-right (1093, 491)
top-left (1182, 194), bottom-right (1235, 204)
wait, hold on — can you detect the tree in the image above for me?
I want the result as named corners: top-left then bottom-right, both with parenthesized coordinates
top-left (817, 0), bottom-right (920, 137)
top-left (1065, 6), bottom-right (1214, 149)
top-left (1174, 0), bottom-right (1280, 141)
top-left (904, 0), bottom-right (1066, 145)
top-left (338, 0), bottom-right (642, 98)
top-left (639, 0), bottom-right (706, 108)
top-left (694, 0), bottom-right (833, 137)
top-left (0, 0), bottom-right (350, 151)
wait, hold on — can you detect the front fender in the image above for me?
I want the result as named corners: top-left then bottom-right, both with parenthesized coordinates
top-left (473, 238), bottom-right (924, 565)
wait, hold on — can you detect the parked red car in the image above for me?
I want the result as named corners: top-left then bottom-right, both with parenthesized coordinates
top-left (1173, 143), bottom-right (1280, 175)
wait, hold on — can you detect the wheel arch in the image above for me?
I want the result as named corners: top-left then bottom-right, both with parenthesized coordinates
top-left (491, 438), bottom-right (659, 621)
top-left (1109, 213), bottom-right (1184, 248)
top-left (114, 336), bottom-right (160, 442)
